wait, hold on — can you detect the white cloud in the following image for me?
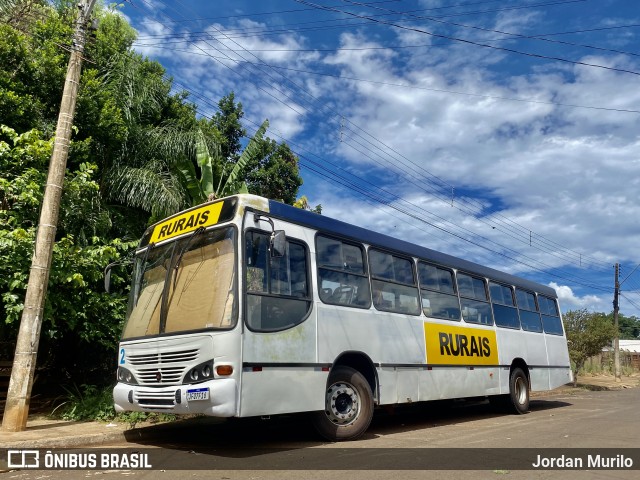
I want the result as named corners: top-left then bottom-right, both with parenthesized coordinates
top-left (548, 283), bottom-right (607, 312)
top-left (127, 1), bottom-right (640, 312)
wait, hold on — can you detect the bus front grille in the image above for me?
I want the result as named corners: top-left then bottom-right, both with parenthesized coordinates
top-left (137, 366), bottom-right (185, 385)
top-left (128, 348), bottom-right (199, 365)
top-left (135, 389), bottom-right (176, 409)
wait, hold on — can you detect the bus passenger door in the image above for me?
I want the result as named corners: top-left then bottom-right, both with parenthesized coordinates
top-left (240, 215), bottom-right (325, 417)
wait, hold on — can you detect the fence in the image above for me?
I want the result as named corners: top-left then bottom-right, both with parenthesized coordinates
top-left (585, 350), bottom-right (640, 372)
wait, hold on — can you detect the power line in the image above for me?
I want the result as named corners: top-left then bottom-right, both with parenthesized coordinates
top-left (128, 7), bottom-right (620, 272)
top-left (533, 23), bottom-right (640, 38)
top-left (164, 79), bottom-right (613, 291)
top-left (336, 129), bottom-right (613, 284)
top-left (133, 0), bottom-right (588, 41)
top-left (166, 63), bottom-right (613, 290)
top-left (132, 0), bottom-right (615, 272)
top-left (130, 46), bottom-right (640, 115)
top-left (293, 0), bottom-right (640, 77)
top-left (131, 0), bottom-right (405, 26)
top-left (342, 0), bottom-right (640, 59)
top-left (620, 293), bottom-right (640, 313)
top-left (131, 0), bottom-right (508, 27)
top-left (620, 263), bottom-right (640, 286)
top-left (4, 2), bottom-right (620, 289)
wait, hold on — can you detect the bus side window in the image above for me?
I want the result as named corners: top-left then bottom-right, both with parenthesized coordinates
top-left (490, 282), bottom-right (520, 329)
top-left (538, 295), bottom-right (564, 335)
top-left (245, 230), bottom-right (312, 332)
top-left (369, 249), bottom-right (420, 315)
top-left (316, 235), bottom-right (371, 309)
top-left (457, 273), bottom-right (493, 325)
top-left (516, 288), bottom-right (542, 332)
top-left (418, 262), bottom-right (461, 321)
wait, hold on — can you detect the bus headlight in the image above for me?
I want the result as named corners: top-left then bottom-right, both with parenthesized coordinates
top-left (117, 367), bottom-right (137, 385)
top-left (184, 360), bottom-right (214, 384)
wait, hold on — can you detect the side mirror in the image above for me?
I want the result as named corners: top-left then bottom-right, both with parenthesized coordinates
top-left (270, 230), bottom-right (286, 258)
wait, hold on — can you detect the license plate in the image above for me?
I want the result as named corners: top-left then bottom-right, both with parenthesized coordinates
top-left (186, 387), bottom-right (210, 401)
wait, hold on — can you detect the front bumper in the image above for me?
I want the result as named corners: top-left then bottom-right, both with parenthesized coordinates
top-left (113, 378), bottom-right (237, 417)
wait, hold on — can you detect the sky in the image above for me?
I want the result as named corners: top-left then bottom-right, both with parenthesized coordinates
top-left (120, 0), bottom-right (640, 316)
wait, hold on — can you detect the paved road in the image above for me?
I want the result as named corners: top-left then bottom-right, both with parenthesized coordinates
top-left (3, 388), bottom-right (640, 479)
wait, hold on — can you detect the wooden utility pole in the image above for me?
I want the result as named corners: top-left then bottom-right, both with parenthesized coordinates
top-left (1, 0), bottom-right (97, 432)
top-left (613, 263), bottom-right (621, 382)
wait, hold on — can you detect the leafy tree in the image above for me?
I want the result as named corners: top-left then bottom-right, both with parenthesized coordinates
top-left (212, 92), bottom-right (246, 163)
top-left (293, 195), bottom-right (322, 214)
top-left (563, 309), bottom-right (616, 385)
top-left (0, 126), bottom-right (134, 385)
top-left (182, 120), bottom-right (270, 203)
top-left (604, 312), bottom-right (640, 340)
top-left (210, 94), bottom-right (303, 204)
top-left (0, 1), bottom-right (308, 399)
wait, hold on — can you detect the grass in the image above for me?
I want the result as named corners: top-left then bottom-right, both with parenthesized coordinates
top-left (579, 363), bottom-right (636, 376)
top-left (51, 384), bottom-right (176, 427)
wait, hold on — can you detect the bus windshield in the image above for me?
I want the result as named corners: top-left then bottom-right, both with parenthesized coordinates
top-left (121, 227), bottom-right (237, 339)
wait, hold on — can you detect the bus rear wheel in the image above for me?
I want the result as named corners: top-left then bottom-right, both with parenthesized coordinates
top-left (312, 366), bottom-right (374, 441)
top-left (489, 367), bottom-right (530, 414)
top-left (508, 367), bottom-right (530, 414)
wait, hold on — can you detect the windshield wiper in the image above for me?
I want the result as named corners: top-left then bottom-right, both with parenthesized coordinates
top-left (171, 227), bottom-right (206, 290)
top-left (133, 243), bottom-right (155, 306)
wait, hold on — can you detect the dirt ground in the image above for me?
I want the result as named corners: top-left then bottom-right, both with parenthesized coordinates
top-left (573, 371), bottom-right (640, 389)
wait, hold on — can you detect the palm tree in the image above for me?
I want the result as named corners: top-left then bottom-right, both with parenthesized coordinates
top-left (100, 52), bottom-right (269, 221)
top-left (180, 120), bottom-right (269, 205)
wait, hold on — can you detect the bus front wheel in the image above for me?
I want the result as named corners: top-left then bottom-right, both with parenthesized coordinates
top-left (312, 366), bottom-right (374, 441)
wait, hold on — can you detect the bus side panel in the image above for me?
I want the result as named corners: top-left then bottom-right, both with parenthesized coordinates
top-left (381, 367), bottom-right (501, 405)
top-left (545, 334), bottom-right (572, 389)
top-left (396, 367), bottom-right (420, 403)
top-left (243, 313), bottom-right (318, 363)
top-left (239, 367), bottom-right (327, 417)
top-left (418, 367), bottom-right (501, 402)
top-left (496, 328), bottom-right (550, 392)
top-left (317, 305), bottom-right (425, 406)
top-left (377, 367), bottom-right (398, 405)
top-left (240, 311), bottom-right (326, 417)
top-left (317, 306), bottom-right (426, 365)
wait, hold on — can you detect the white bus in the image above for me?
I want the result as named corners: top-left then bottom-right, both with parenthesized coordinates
top-left (110, 194), bottom-right (572, 441)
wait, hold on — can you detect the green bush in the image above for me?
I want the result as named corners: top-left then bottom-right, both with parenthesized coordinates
top-left (53, 384), bottom-right (116, 422)
top-left (52, 383), bottom-right (176, 427)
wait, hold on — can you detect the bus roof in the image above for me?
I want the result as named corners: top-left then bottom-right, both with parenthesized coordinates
top-left (265, 197), bottom-right (558, 299)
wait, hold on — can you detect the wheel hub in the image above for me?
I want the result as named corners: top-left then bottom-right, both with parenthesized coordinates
top-left (325, 381), bottom-right (360, 425)
top-left (514, 376), bottom-right (527, 404)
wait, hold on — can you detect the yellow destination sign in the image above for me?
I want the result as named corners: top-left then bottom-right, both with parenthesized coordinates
top-left (424, 322), bottom-right (499, 365)
top-left (149, 202), bottom-right (224, 244)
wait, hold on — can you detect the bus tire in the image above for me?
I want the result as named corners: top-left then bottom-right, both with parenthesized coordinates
top-left (508, 367), bottom-right (530, 414)
top-left (312, 366), bottom-right (374, 441)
